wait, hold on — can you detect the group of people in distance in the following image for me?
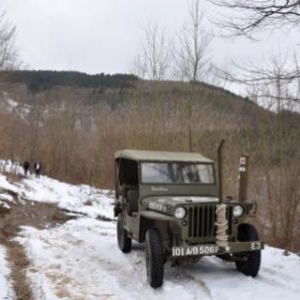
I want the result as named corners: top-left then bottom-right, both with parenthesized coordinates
top-left (23, 161), bottom-right (42, 178)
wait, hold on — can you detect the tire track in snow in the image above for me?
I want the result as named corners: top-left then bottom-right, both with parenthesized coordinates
top-left (16, 216), bottom-right (300, 300)
top-left (117, 243), bottom-right (213, 300)
top-left (257, 265), bottom-right (300, 293)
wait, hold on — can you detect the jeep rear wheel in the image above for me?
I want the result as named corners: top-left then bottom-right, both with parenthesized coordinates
top-left (117, 213), bottom-right (132, 253)
top-left (235, 224), bottom-right (261, 277)
top-left (145, 228), bottom-right (164, 288)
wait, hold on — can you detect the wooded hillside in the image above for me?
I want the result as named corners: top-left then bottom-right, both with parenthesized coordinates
top-left (1, 70), bottom-right (300, 252)
top-left (0, 70), bottom-right (137, 93)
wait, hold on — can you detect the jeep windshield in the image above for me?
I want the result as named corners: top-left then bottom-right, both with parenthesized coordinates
top-left (141, 162), bottom-right (214, 184)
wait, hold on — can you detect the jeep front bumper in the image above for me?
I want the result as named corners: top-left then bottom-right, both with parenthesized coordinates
top-left (172, 241), bottom-right (264, 257)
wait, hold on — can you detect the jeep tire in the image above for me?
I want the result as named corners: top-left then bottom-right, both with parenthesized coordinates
top-left (235, 223), bottom-right (261, 277)
top-left (145, 228), bottom-right (164, 288)
top-left (117, 213), bottom-right (132, 253)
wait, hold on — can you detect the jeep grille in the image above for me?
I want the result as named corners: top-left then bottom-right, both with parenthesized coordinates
top-left (187, 205), bottom-right (233, 242)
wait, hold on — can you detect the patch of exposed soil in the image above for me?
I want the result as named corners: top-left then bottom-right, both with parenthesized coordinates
top-left (0, 193), bottom-right (74, 300)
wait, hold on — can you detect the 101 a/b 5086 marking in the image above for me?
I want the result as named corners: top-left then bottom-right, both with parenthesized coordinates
top-left (172, 245), bottom-right (220, 256)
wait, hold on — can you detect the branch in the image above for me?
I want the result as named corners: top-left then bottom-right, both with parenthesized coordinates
top-left (208, 0), bottom-right (300, 36)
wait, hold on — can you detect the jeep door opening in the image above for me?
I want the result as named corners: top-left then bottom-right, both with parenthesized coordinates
top-left (114, 147), bottom-right (263, 288)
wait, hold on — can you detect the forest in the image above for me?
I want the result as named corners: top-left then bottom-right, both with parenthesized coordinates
top-left (0, 70), bottom-right (137, 92)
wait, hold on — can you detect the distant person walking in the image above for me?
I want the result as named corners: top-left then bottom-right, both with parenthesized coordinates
top-left (34, 161), bottom-right (42, 178)
top-left (23, 161), bottom-right (30, 176)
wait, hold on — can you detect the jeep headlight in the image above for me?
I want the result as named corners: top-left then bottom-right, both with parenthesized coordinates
top-left (233, 205), bottom-right (244, 218)
top-left (174, 207), bottom-right (187, 219)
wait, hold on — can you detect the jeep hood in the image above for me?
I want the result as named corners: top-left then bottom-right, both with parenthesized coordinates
top-left (142, 196), bottom-right (219, 213)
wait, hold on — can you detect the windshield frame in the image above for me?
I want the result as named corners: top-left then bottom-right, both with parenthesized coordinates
top-left (139, 161), bottom-right (216, 185)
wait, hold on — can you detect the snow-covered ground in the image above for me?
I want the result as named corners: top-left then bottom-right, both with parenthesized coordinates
top-left (0, 246), bottom-right (14, 299)
top-left (0, 163), bottom-right (300, 299)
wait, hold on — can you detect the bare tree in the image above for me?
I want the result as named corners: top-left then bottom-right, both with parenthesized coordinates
top-left (207, 0), bottom-right (300, 250)
top-left (208, 0), bottom-right (300, 93)
top-left (212, 53), bottom-right (300, 111)
top-left (132, 23), bottom-right (171, 80)
top-left (0, 11), bottom-right (21, 70)
top-left (234, 54), bottom-right (300, 251)
top-left (208, 0), bottom-right (300, 37)
top-left (175, 0), bottom-right (211, 82)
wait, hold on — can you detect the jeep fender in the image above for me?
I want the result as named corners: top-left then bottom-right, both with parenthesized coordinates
top-left (139, 211), bottom-right (176, 243)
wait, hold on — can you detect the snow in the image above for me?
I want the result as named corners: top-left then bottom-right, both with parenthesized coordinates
top-left (0, 246), bottom-right (14, 299)
top-left (0, 168), bottom-right (300, 299)
top-left (1, 96), bottom-right (31, 118)
top-left (0, 175), bottom-right (19, 195)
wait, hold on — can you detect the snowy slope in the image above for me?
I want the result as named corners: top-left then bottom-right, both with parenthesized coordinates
top-left (0, 167), bottom-right (300, 299)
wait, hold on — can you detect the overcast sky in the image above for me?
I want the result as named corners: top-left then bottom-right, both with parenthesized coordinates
top-left (1, 0), bottom-right (298, 82)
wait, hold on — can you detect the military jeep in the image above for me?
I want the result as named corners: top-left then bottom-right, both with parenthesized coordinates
top-left (114, 148), bottom-right (263, 288)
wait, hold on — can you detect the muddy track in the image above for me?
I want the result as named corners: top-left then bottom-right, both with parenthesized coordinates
top-left (0, 193), bottom-right (73, 300)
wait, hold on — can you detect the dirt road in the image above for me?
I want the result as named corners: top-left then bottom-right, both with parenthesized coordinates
top-left (0, 192), bottom-right (71, 300)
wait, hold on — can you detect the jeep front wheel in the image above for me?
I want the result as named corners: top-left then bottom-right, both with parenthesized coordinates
top-left (235, 223), bottom-right (261, 277)
top-left (117, 213), bottom-right (132, 253)
top-left (145, 228), bottom-right (164, 288)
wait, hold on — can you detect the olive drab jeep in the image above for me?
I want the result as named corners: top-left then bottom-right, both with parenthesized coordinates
top-left (114, 144), bottom-right (263, 288)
